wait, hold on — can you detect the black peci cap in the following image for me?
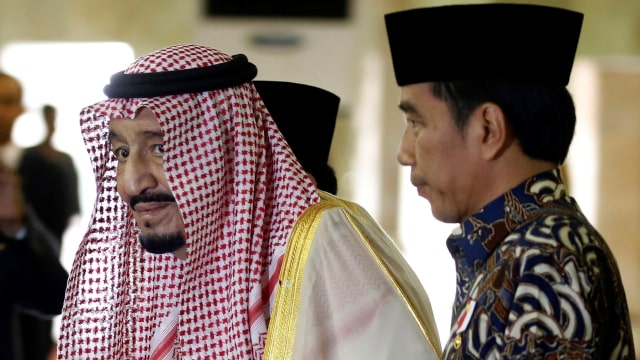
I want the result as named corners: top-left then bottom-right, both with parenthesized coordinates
top-left (385, 3), bottom-right (583, 86)
top-left (254, 80), bottom-right (340, 192)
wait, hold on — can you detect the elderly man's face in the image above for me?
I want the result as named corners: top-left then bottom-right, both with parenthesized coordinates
top-left (108, 107), bottom-right (186, 258)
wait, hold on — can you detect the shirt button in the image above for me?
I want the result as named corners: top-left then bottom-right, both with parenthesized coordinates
top-left (454, 334), bottom-right (462, 349)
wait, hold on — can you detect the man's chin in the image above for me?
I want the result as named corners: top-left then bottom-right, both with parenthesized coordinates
top-left (139, 231), bottom-right (186, 255)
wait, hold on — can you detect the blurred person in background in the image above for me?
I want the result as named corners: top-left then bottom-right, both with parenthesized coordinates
top-left (16, 103), bottom-right (80, 360)
top-left (0, 71), bottom-right (69, 360)
top-left (19, 104), bottom-right (80, 242)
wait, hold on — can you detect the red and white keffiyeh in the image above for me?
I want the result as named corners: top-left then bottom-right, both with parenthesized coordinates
top-left (57, 44), bottom-right (320, 359)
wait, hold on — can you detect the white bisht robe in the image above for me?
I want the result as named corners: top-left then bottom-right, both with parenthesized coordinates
top-left (266, 191), bottom-right (441, 359)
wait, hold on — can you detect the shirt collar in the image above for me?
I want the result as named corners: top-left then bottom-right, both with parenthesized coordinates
top-left (446, 168), bottom-right (567, 270)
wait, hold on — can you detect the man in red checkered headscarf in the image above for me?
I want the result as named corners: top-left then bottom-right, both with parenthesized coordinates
top-left (57, 44), bottom-right (441, 359)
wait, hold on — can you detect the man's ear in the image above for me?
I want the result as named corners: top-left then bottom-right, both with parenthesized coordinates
top-left (476, 103), bottom-right (509, 160)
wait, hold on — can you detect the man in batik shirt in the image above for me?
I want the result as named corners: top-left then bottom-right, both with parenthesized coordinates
top-left (384, 3), bottom-right (635, 359)
top-left (56, 44), bottom-right (441, 359)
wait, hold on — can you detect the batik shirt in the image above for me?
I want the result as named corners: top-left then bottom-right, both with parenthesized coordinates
top-left (443, 168), bottom-right (635, 359)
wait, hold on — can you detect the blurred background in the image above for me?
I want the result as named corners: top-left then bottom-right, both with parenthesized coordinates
top-left (1, 0), bottom-right (639, 350)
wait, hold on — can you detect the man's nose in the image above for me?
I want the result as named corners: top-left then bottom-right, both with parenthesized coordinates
top-left (119, 154), bottom-right (159, 200)
top-left (396, 131), bottom-right (415, 167)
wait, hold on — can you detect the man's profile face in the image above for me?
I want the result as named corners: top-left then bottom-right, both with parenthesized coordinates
top-left (396, 83), bottom-right (480, 224)
top-left (0, 76), bottom-right (24, 145)
top-left (108, 107), bottom-right (186, 257)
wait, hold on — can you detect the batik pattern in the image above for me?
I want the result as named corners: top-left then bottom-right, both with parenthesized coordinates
top-left (443, 169), bottom-right (635, 359)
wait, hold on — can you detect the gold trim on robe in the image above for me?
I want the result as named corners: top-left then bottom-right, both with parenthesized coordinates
top-left (265, 191), bottom-right (441, 359)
